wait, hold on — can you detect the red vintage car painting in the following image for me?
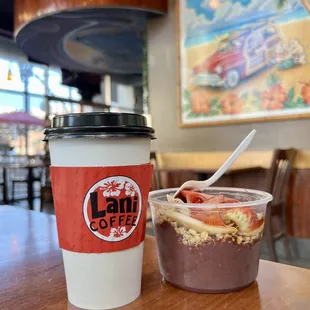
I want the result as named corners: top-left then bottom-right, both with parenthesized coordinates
top-left (192, 23), bottom-right (282, 88)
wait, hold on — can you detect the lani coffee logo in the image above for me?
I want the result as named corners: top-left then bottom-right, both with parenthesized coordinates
top-left (83, 176), bottom-right (142, 242)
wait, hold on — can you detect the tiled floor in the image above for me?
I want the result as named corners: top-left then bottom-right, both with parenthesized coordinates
top-left (11, 200), bottom-right (310, 269)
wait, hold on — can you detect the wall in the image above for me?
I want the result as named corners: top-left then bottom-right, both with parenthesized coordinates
top-left (0, 36), bottom-right (26, 62)
top-left (115, 84), bottom-right (135, 111)
top-left (147, 0), bottom-right (310, 152)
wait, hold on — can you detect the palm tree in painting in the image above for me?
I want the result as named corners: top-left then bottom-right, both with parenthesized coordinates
top-left (277, 0), bottom-right (310, 14)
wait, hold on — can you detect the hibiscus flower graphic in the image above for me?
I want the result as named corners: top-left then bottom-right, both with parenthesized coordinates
top-left (125, 182), bottom-right (137, 197)
top-left (100, 180), bottom-right (124, 197)
top-left (109, 226), bottom-right (127, 238)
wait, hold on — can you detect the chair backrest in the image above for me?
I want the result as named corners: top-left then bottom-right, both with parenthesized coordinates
top-left (150, 152), bottom-right (161, 190)
top-left (268, 148), bottom-right (297, 204)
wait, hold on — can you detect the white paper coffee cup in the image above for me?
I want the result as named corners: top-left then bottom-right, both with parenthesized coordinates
top-left (45, 113), bottom-right (154, 310)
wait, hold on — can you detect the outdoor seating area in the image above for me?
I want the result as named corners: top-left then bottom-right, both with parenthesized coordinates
top-left (0, 155), bottom-right (44, 208)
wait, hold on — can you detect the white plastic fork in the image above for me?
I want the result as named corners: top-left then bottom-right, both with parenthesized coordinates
top-left (173, 130), bottom-right (257, 198)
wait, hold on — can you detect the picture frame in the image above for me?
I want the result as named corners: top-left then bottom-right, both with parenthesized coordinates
top-left (177, 0), bottom-right (310, 127)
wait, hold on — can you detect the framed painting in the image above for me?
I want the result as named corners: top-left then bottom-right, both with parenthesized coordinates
top-left (177, 0), bottom-right (310, 127)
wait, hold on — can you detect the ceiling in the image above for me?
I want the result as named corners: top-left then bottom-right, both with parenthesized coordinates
top-left (0, 1), bottom-right (164, 99)
top-left (0, 3), bottom-right (102, 99)
top-left (16, 8), bottom-right (149, 75)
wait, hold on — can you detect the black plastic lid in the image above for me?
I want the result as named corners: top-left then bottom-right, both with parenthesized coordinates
top-left (44, 112), bottom-right (155, 140)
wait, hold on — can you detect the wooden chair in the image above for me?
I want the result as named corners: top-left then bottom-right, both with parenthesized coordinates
top-left (40, 162), bottom-right (53, 212)
top-left (150, 152), bottom-right (161, 190)
top-left (40, 184), bottom-right (53, 212)
top-left (264, 148), bottom-right (297, 262)
top-left (147, 152), bottom-right (161, 226)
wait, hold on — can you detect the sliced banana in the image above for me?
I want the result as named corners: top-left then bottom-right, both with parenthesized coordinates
top-left (166, 194), bottom-right (190, 216)
top-left (164, 210), bottom-right (237, 235)
top-left (166, 194), bottom-right (184, 204)
top-left (222, 211), bottom-right (249, 233)
top-left (222, 210), bottom-right (264, 236)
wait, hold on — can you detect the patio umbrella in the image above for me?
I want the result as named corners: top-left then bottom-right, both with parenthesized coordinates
top-left (0, 112), bottom-right (44, 155)
top-left (0, 111), bottom-right (44, 127)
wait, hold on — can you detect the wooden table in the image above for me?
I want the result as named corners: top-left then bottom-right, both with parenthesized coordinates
top-left (1, 206), bottom-right (310, 310)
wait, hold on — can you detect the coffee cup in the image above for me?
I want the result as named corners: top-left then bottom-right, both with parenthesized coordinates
top-left (44, 112), bottom-right (155, 309)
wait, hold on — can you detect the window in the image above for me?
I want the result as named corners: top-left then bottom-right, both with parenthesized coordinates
top-left (71, 87), bottom-right (82, 101)
top-left (49, 100), bottom-right (73, 117)
top-left (28, 129), bottom-right (45, 155)
top-left (14, 134), bottom-right (27, 156)
top-left (49, 101), bottom-right (81, 115)
top-left (0, 91), bottom-right (25, 113)
top-left (48, 68), bottom-right (70, 99)
top-left (246, 36), bottom-right (256, 55)
top-left (29, 96), bottom-right (45, 119)
top-left (27, 64), bottom-right (45, 95)
top-left (0, 41), bottom-right (147, 154)
top-left (0, 59), bottom-right (25, 92)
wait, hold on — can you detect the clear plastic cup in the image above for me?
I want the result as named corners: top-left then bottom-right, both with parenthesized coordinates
top-left (149, 187), bottom-right (273, 293)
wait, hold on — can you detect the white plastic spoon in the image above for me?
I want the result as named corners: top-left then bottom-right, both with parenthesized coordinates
top-left (173, 129), bottom-right (257, 198)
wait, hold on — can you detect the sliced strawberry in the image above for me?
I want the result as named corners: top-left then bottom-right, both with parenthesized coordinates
top-left (245, 209), bottom-right (264, 231)
top-left (191, 209), bottom-right (208, 222)
top-left (179, 191), bottom-right (240, 205)
top-left (191, 209), bottom-right (227, 227)
top-left (179, 190), bottom-right (214, 204)
top-left (204, 212), bottom-right (227, 227)
top-left (223, 197), bottom-right (240, 203)
top-left (205, 195), bottom-right (225, 204)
